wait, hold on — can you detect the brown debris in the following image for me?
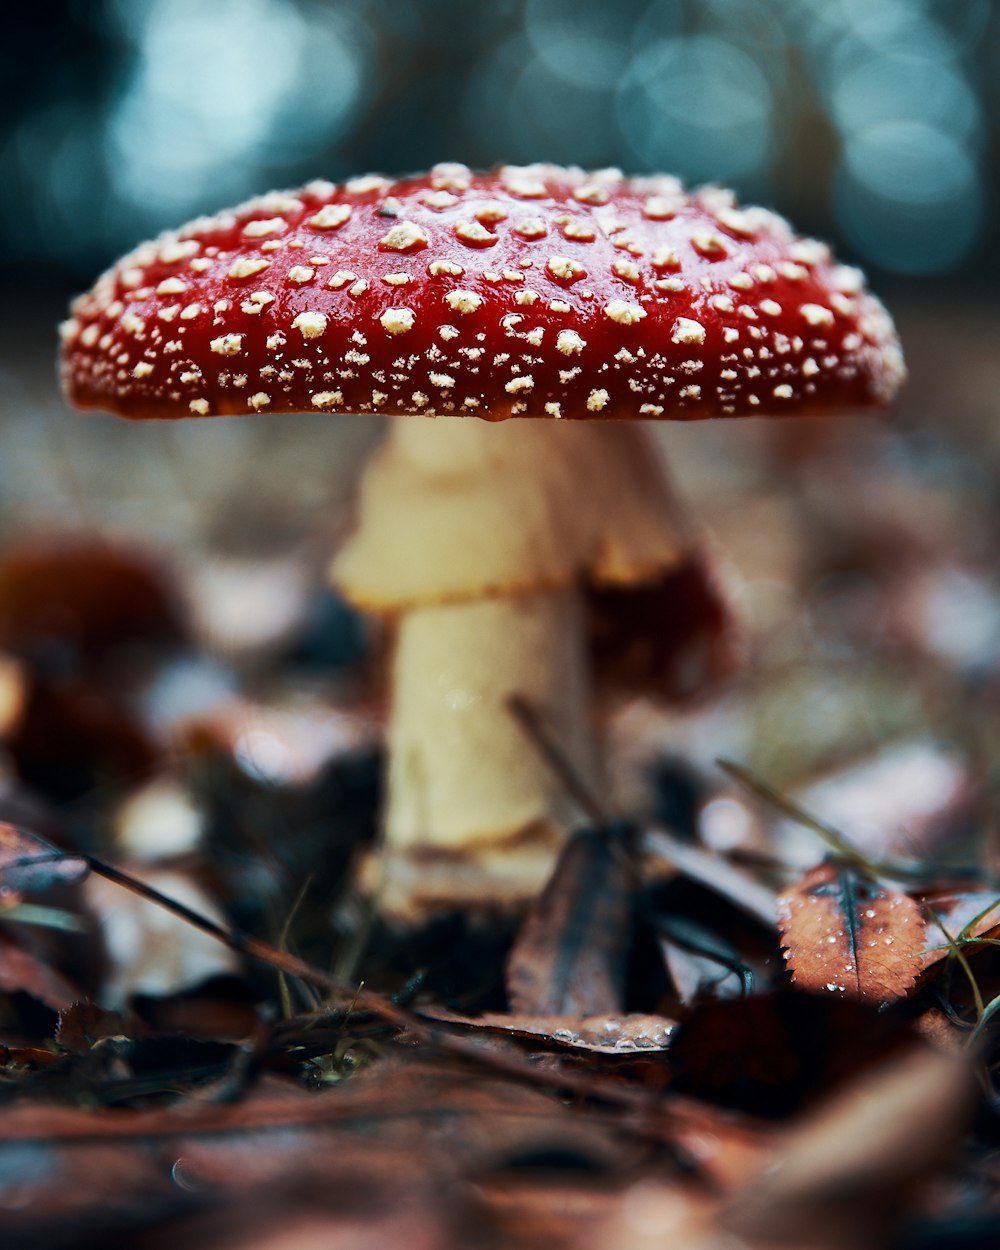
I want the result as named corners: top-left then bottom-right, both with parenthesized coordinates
top-left (0, 821), bottom-right (89, 902)
top-left (418, 1007), bottom-right (676, 1055)
top-left (777, 863), bottom-right (926, 1002)
top-left (506, 826), bottom-right (634, 1016)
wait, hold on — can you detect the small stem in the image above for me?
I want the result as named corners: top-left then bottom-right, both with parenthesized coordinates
top-left (506, 693), bottom-right (609, 826)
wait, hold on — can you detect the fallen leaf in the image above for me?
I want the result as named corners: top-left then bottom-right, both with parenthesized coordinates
top-left (777, 862), bottom-right (925, 1002)
top-left (0, 1058), bottom-right (633, 1245)
top-left (642, 827), bottom-right (777, 927)
top-left (0, 821), bottom-right (89, 902)
top-left (474, 1177), bottom-right (622, 1250)
top-left (0, 929), bottom-right (83, 1011)
top-left (724, 1045), bottom-right (977, 1250)
top-left (669, 991), bottom-right (915, 1119)
top-left (135, 1201), bottom-right (455, 1250)
top-left (56, 1000), bottom-right (132, 1052)
top-left (417, 1007), bottom-right (676, 1055)
top-left (506, 826), bottom-right (633, 1017)
top-left (588, 1045), bottom-right (976, 1250)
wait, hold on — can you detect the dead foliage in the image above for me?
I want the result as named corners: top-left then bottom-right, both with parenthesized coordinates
top-left (2, 299), bottom-right (1000, 1247)
top-left (777, 862), bottom-right (926, 1002)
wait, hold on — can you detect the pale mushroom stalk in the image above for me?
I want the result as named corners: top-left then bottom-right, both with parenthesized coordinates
top-left (330, 415), bottom-right (691, 915)
top-left (387, 587), bottom-right (595, 853)
top-left (377, 586), bottom-right (595, 911)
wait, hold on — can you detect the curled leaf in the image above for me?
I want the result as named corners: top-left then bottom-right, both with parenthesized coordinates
top-left (506, 825), bottom-right (633, 1017)
top-left (0, 821), bottom-right (89, 903)
top-left (777, 863), bottom-right (925, 1003)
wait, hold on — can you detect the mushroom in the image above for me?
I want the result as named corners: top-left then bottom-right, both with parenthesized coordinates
top-left (60, 163), bottom-right (904, 920)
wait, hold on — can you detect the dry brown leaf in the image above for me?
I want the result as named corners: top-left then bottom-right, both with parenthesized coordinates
top-left (777, 863), bottom-right (925, 1002)
top-left (0, 929), bottom-right (83, 1011)
top-left (724, 1044), bottom-right (977, 1250)
top-left (418, 1007), bottom-right (677, 1054)
top-left (589, 1045), bottom-right (975, 1250)
top-left (135, 1202), bottom-right (455, 1250)
top-left (0, 1059), bottom-right (632, 1243)
top-left (474, 1177), bottom-right (623, 1250)
top-left (0, 820), bottom-right (89, 903)
top-left (55, 1000), bottom-right (133, 1052)
top-left (506, 827), bottom-right (633, 1017)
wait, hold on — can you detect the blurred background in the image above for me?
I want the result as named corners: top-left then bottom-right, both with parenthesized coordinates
top-left (3, 0), bottom-right (997, 285)
top-left (0, 0), bottom-right (998, 867)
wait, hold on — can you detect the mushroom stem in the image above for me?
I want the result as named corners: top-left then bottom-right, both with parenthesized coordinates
top-left (337, 415), bottom-right (689, 919)
top-left (361, 581), bottom-right (601, 918)
top-left (386, 581), bottom-right (597, 841)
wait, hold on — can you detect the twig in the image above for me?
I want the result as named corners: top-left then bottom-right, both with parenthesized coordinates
top-left (717, 758), bottom-right (929, 882)
top-left (78, 851), bottom-right (663, 1113)
top-left (506, 693), bottom-right (610, 825)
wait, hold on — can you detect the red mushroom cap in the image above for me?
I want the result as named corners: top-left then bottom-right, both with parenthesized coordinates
top-left (61, 163), bottom-right (904, 422)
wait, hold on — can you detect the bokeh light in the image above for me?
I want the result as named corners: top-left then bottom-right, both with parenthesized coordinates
top-left (806, 0), bottom-right (987, 272)
top-left (107, 0), bottom-right (371, 227)
top-left (465, 35), bottom-right (620, 167)
top-left (617, 35), bottom-right (774, 187)
top-left (525, 0), bottom-right (643, 89)
top-left (836, 121), bottom-right (983, 273)
top-left (0, 0), bottom-right (997, 282)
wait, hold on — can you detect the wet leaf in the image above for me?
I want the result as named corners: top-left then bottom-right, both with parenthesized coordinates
top-left (506, 826), bottom-right (634, 1017)
top-left (56, 1000), bottom-right (132, 1052)
top-left (0, 821), bottom-right (89, 901)
top-left (777, 863), bottom-right (925, 1002)
top-left (0, 929), bottom-right (83, 1011)
top-left (725, 1046), bottom-right (976, 1250)
top-left (418, 1007), bottom-right (676, 1054)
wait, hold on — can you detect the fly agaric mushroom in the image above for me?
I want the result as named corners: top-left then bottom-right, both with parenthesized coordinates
top-left (60, 163), bottom-right (904, 919)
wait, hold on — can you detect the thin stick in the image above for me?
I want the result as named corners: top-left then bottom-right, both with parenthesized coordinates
top-left (84, 854), bottom-right (382, 1009)
top-left (716, 757), bottom-right (936, 882)
top-left (79, 852), bottom-right (662, 1112)
top-left (506, 693), bottom-right (610, 825)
